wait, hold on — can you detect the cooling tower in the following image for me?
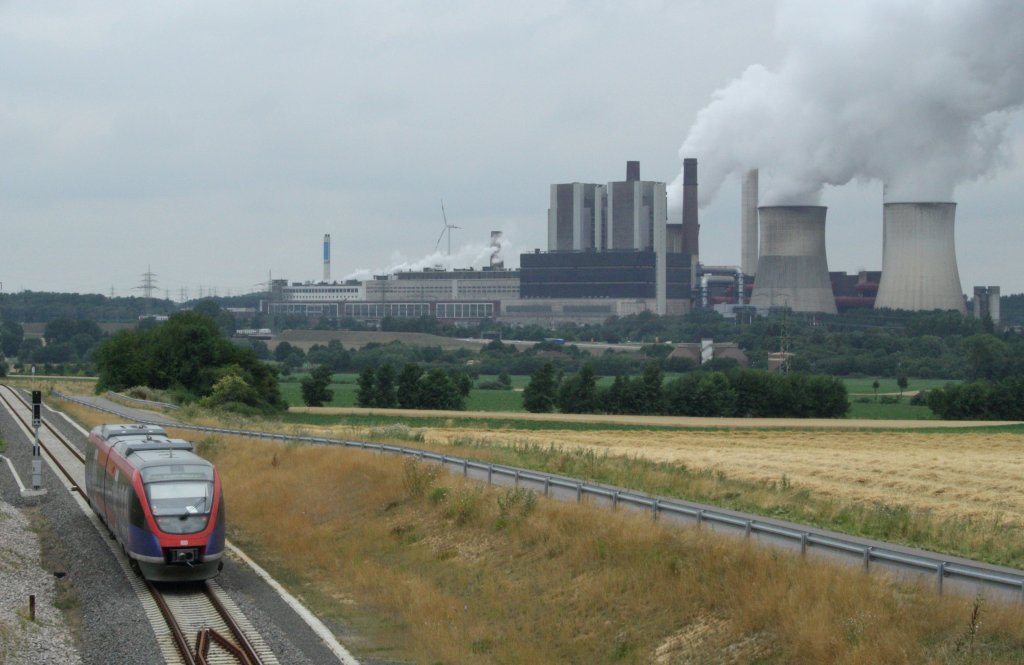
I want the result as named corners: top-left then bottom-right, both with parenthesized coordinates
top-left (749, 206), bottom-right (837, 314)
top-left (874, 203), bottom-right (966, 314)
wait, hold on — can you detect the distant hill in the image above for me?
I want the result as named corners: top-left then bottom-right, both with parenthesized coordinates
top-left (0, 291), bottom-right (265, 323)
top-left (0, 291), bottom-right (175, 323)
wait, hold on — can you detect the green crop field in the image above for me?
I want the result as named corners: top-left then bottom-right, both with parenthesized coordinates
top-left (841, 376), bottom-right (957, 395)
top-left (846, 400), bottom-right (936, 420)
top-left (280, 372), bottom-right (525, 410)
top-left (278, 372), bottom-right (958, 420)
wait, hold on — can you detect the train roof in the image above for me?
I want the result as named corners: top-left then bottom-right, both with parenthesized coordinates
top-left (93, 423), bottom-right (212, 474)
top-left (96, 424), bottom-right (169, 441)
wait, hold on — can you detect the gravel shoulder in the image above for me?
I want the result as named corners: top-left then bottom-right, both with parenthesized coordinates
top-left (0, 403), bottom-right (156, 665)
top-left (2, 394), bottom-right (353, 665)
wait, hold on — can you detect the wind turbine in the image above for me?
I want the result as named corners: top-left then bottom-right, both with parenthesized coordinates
top-left (435, 199), bottom-right (461, 256)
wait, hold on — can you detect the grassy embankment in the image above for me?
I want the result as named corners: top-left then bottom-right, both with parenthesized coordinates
top-left (286, 410), bottom-right (1024, 570)
top-left (43, 379), bottom-right (1024, 570)
top-left (47, 400), bottom-right (1024, 663)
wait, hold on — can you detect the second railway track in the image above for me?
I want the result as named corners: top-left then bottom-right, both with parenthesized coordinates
top-left (0, 384), bottom-right (278, 665)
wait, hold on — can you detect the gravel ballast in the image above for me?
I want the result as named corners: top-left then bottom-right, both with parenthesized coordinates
top-left (1, 392), bottom-right (359, 664)
top-left (0, 497), bottom-right (80, 665)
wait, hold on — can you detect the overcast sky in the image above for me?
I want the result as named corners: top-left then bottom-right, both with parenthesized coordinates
top-left (2, 1), bottom-right (1022, 299)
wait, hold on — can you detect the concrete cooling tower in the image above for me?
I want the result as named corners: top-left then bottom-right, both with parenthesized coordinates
top-left (874, 202), bottom-right (966, 314)
top-left (749, 206), bottom-right (837, 314)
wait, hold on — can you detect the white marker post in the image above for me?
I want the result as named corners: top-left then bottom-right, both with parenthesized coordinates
top-left (31, 390), bottom-right (42, 490)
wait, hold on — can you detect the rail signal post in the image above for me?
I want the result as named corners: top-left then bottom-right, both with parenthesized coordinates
top-left (31, 390), bottom-right (42, 490)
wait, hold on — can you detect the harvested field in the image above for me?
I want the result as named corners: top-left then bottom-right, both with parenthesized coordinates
top-left (422, 426), bottom-right (1024, 524)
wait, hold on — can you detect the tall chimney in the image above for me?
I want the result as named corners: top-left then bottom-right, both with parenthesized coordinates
top-left (681, 158), bottom-right (699, 259)
top-left (749, 206), bottom-right (836, 314)
top-left (874, 202), bottom-right (966, 313)
top-left (323, 233), bottom-right (331, 283)
top-left (489, 231), bottom-right (504, 268)
top-left (741, 170), bottom-right (759, 276)
top-left (988, 286), bottom-right (1001, 324)
top-left (626, 160), bottom-right (640, 182)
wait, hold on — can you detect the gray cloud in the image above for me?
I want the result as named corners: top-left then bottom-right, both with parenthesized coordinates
top-left (1, 1), bottom-right (1021, 297)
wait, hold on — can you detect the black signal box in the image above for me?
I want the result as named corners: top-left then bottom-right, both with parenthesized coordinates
top-left (31, 390), bottom-right (41, 425)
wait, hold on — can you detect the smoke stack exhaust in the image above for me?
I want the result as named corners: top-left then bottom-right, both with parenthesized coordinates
top-left (741, 170), bottom-right (759, 276)
top-left (323, 233), bottom-right (331, 282)
top-left (681, 158), bottom-right (699, 258)
top-left (490, 231), bottom-right (504, 268)
top-left (749, 206), bottom-right (836, 314)
top-left (874, 202), bottom-right (966, 313)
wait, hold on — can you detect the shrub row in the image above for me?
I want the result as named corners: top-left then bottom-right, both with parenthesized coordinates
top-left (526, 363), bottom-right (849, 418)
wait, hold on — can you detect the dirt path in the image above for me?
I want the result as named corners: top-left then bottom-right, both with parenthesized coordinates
top-left (292, 406), bottom-right (1020, 429)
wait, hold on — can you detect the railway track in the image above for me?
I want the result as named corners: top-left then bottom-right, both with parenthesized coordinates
top-left (0, 383), bottom-right (86, 491)
top-left (0, 384), bottom-right (277, 665)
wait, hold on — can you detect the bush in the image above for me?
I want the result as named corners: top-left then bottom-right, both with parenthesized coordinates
top-left (403, 460), bottom-right (440, 498)
top-left (300, 364), bottom-right (334, 406)
top-left (442, 486), bottom-right (485, 525)
top-left (928, 379), bottom-right (1024, 420)
top-left (523, 363), bottom-right (559, 413)
top-left (495, 487), bottom-right (537, 529)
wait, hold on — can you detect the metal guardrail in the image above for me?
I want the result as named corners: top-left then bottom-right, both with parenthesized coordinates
top-left (54, 390), bottom-right (1024, 603)
top-left (105, 391), bottom-right (181, 411)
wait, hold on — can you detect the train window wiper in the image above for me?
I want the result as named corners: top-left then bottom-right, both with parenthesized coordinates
top-left (181, 495), bottom-right (207, 519)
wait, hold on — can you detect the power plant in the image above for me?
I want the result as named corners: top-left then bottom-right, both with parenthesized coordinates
top-left (873, 202), bottom-right (967, 314)
top-left (749, 206), bottom-right (837, 314)
top-left (264, 161), bottom-right (1000, 326)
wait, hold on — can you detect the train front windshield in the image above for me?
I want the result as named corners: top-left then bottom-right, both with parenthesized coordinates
top-left (147, 481), bottom-right (214, 535)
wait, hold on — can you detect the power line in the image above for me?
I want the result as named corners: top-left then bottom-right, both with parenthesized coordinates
top-left (136, 266), bottom-right (157, 299)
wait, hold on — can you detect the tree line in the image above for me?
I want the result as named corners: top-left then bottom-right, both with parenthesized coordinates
top-left (926, 379), bottom-right (1024, 420)
top-left (353, 363), bottom-right (472, 411)
top-left (95, 311), bottom-right (285, 414)
top-left (523, 362), bottom-right (849, 418)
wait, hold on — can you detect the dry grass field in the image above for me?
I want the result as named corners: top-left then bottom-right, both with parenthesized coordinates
top-left (48, 398), bottom-right (1024, 664)
top-left (421, 426), bottom-right (1024, 525)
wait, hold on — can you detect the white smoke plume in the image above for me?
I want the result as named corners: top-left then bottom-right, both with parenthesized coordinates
top-left (343, 232), bottom-right (515, 282)
top-left (675, 0), bottom-right (1024, 206)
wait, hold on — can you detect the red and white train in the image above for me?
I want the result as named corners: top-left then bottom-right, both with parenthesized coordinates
top-left (85, 424), bottom-right (225, 582)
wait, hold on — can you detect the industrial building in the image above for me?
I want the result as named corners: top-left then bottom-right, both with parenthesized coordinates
top-left (513, 161), bottom-right (693, 323)
top-left (972, 286), bottom-right (1001, 323)
top-left (260, 155), bottom-right (1001, 327)
top-left (264, 267), bottom-right (517, 323)
top-left (548, 183), bottom-right (604, 251)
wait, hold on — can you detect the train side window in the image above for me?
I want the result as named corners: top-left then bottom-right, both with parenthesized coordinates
top-left (129, 491), bottom-right (146, 528)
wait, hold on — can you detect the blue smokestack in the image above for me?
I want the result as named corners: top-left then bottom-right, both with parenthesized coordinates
top-left (323, 234), bottom-right (331, 282)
